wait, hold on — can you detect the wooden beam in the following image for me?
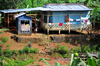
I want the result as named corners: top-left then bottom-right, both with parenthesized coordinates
top-left (35, 11), bottom-right (36, 24)
top-left (40, 13), bottom-right (42, 29)
top-left (47, 12), bottom-right (49, 35)
top-left (8, 13), bottom-right (9, 28)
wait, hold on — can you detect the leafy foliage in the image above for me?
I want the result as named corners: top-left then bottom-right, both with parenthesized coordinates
top-left (2, 58), bottom-right (35, 66)
top-left (1, 37), bottom-right (9, 43)
top-left (38, 58), bottom-right (51, 66)
top-left (56, 45), bottom-right (68, 54)
top-left (71, 51), bottom-right (100, 66)
top-left (4, 49), bottom-right (12, 57)
top-left (23, 47), bottom-right (30, 53)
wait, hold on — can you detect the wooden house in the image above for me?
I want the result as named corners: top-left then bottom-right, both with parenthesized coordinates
top-left (41, 3), bottom-right (93, 34)
top-left (0, 3), bottom-right (93, 34)
top-left (15, 13), bottom-right (32, 35)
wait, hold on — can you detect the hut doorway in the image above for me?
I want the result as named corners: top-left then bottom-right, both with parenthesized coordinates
top-left (20, 20), bottom-right (31, 32)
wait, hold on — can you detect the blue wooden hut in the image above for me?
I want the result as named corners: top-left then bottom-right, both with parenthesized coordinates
top-left (15, 13), bottom-right (32, 35)
top-left (41, 3), bottom-right (93, 34)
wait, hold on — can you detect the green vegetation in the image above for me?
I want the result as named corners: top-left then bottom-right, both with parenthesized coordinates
top-left (23, 47), bottom-right (39, 54)
top-left (0, 37), bottom-right (9, 44)
top-left (0, 29), bottom-right (9, 44)
top-left (2, 57), bottom-right (35, 66)
top-left (70, 51), bottom-right (100, 66)
top-left (1, 37), bottom-right (9, 43)
top-left (0, 47), bottom-right (38, 66)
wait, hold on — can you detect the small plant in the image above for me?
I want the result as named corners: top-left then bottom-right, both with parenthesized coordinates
top-left (12, 50), bottom-right (17, 54)
top-left (27, 42), bottom-right (32, 48)
top-left (81, 45), bottom-right (87, 53)
top-left (30, 48), bottom-right (34, 53)
top-left (65, 41), bottom-right (70, 43)
top-left (0, 49), bottom-right (3, 56)
top-left (6, 44), bottom-right (10, 49)
top-left (74, 47), bottom-right (79, 53)
top-left (50, 48), bottom-right (54, 54)
top-left (63, 54), bottom-right (68, 58)
top-left (23, 47), bottom-right (30, 53)
top-left (86, 45), bottom-right (91, 52)
top-left (47, 40), bottom-right (52, 42)
top-left (1, 37), bottom-right (9, 43)
top-left (57, 45), bottom-right (68, 54)
top-left (34, 48), bottom-right (39, 53)
top-left (19, 50), bottom-right (24, 54)
top-left (4, 49), bottom-right (12, 57)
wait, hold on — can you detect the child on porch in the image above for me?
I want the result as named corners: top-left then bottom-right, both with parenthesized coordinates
top-left (34, 23), bottom-right (37, 34)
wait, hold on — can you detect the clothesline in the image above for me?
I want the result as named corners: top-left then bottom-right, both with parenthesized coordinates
top-left (42, 14), bottom-right (90, 16)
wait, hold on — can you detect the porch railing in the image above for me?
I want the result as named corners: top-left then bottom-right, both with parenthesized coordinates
top-left (44, 22), bottom-right (92, 31)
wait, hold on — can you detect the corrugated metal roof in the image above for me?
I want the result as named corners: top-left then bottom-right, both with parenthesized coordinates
top-left (0, 3), bottom-right (93, 13)
top-left (42, 3), bottom-right (93, 11)
top-left (0, 7), bottom-right (43, 13)
top-left (14, 13), bottom-right (26, 18)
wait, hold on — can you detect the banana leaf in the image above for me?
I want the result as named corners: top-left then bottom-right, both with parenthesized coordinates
top-left (38, 58), bottom-right (51, 66)
top-left (86, 51), bottom-right (96, 66)
top-left (54, 62), bottom-right (62, 66)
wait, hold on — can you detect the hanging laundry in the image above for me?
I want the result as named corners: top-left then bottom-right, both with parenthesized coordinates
top-left (48, 23), bottom-right (52, 25)
top-left (75, 22), bottom-right (78, 25)
top-left (70, 18), bottom-right (73, 21)
top-left (85, 20), bottom-right (88, 22)
top-left (65, 15), bottom-right (69, 22)
top-left (73, 19), bottom-right (76, 21)
top-left (59, 23), bottom-right (63, 26)
top-left (64, 23), bottom-right (66, 24)
top-left (76, 19), bottom-right (81, 21)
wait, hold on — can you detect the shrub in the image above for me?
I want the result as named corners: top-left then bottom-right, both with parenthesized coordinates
top-left (1, 37), bottom-right (9, 43)
top-left (57, 45), bottom-right (68, 54)
top-left (56, 53), bottom-right (63, 58)
top-left (30, 48), bottom-right (34, 53)
top-left (19, 50), bottom-right (24, 54)
top-left (63, 54), bottom-right (68, 58)
top-left (86, 45), bottom-right (91, 52)
top-left (74, 47), bottom-right (79, 53)
top-left (0, 50), bottom-right (3, 56)
top-left (34, 48), bottom-right (39, 53)
top-left (12, 50), bottom-right (16, 54)
top-left (81, 45), bottom-right (87, 53)
top-left (23, 47), bottom-right (30, 53)
top-left (4, 49), bottom-right (12, 57)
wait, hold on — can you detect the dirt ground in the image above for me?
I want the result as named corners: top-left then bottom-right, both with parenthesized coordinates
top-left (0, 28), bottom-right (100, 66)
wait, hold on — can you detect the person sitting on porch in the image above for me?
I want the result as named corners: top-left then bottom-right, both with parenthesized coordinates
top-left (34, 23), bottom-right (37, 34)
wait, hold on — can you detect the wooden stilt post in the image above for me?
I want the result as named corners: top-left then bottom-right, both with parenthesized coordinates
top-left (8, 13), bottom-right (9, 28)
top-left (59, 30), bottom-right (60, 35)
top-left (47, 12), bottom-right (49, 35)
top-left (47, 29), bottom-right (49, 35)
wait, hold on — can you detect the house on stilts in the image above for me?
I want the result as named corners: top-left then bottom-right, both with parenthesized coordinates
top-left (0, 3), bottom-right (93, 35)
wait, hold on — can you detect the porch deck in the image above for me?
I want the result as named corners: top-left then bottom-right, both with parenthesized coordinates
top-left (43, 23), bottom-right (92, 34)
